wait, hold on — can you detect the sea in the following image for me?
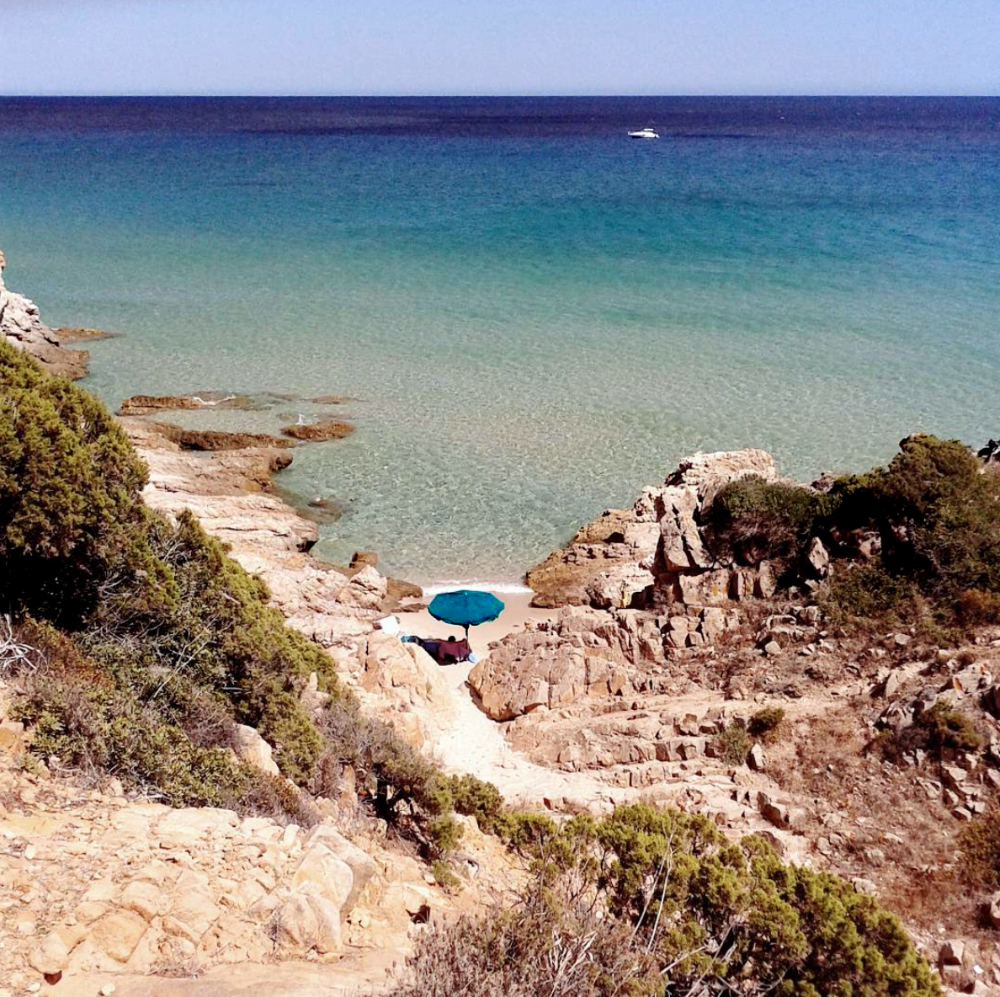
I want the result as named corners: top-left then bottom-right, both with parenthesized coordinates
top-left (1, 97), bottom-right (998, 585)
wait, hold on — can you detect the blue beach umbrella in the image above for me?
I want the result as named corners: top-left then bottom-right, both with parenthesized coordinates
top-left (428, 589), bottom-right (505, 636)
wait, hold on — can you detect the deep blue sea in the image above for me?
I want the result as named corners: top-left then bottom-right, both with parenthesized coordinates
top-left (1, 97), bottom-right (998, 583)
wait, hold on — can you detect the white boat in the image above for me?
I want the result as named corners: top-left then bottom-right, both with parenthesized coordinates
top-left (628, 127), bottom-right (659, 139)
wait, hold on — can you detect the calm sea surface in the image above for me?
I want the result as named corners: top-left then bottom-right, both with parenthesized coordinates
top-left (1, 97), bottom-right (998, 583)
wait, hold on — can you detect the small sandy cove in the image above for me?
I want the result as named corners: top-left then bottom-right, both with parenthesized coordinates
top-left (393, 589), bottom-right (550, 656)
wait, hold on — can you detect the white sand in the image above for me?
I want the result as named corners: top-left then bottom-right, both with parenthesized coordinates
top-left (396, 590), bottom-right (550, 656)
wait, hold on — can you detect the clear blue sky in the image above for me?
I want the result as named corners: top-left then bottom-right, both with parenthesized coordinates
top-left (1, 0), bottom-right (997, 96)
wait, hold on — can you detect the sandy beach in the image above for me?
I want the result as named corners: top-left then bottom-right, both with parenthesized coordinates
top-left (394, 590), bottom-right (551, 657)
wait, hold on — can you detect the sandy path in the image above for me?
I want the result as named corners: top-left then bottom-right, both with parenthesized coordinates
top-left (391, 594), bottom-right (630, 809)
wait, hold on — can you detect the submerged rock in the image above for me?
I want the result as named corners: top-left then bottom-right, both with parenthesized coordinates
top-left (281, 419), bottom-right (356, 442)
top-left (145, 422), bottom-right (295, 451)
top-left (119, 392), bottom-right (257, 415)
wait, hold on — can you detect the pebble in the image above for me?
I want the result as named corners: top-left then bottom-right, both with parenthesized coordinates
top-left (100, 984), bottom-right (117, 996)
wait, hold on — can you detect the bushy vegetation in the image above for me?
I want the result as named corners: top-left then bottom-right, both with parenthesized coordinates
top-left (713, 709), bottom-right (786, 766)
top-left (0, 341), bottom-right (475, 846)
top-left (876, 698), bottom-right (984, 765)
top-left (715, 717), bottom-right (752, 765)
top-left (390, 803), bottom-right (940, 997)
top-left (748, 705), bottom-right (786, 742)
top-left (705, 478), bottom-right (834, 570)
top-left (0, 339), bottom-right (168, 621)
top-left (914, 699), bottom-right (984, 754)
top-left (960, 811), bottom-right (1000, 890)
top-left (706, 434), bottom-right (1000, 628)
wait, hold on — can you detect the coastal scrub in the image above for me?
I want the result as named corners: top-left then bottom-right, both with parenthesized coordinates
top-left (0, 340), bottom-right (466, 846)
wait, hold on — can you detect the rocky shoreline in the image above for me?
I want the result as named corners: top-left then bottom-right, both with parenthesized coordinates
top-left (121, 417), bottom-right (419, 650)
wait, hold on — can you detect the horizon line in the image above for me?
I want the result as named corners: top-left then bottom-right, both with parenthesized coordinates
top-left (1, 92), bottom-right (996, 100)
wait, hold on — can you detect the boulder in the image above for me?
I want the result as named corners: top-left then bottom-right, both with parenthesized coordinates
top-left (274, 895), bottom-right (342, 954)
top-left (940, 939), bottom-right (965, 967)
top-left (805, 538), bottom-right (831, 579)
top-left (232, 723), bottom-right (281, 776)
top-left (89, 910), bottom-right (148, 963)
top-left (987, 893), bottom-right (1000, 929)
top-left (303, 825), bottom-right (377, 912)
top-left (338, 565), bottom-right (388, 610)
top-left (468, 609), bottom-right (645, 720)
top-left (291, 842), bottom-right (355, 911)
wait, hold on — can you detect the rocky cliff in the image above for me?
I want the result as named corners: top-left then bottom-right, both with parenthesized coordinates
top-left (525, 447), bottom-right (782, 609)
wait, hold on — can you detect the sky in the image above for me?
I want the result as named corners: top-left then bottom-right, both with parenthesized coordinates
top-left (0, 0), bottom-right (997, 96)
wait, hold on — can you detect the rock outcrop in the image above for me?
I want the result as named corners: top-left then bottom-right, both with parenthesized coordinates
top-left (0, 250), bottom-right (90, 379)
top-left (526, 448), bottom-right (780, 609)
top-left (123, 418), bottom-right (413, 650)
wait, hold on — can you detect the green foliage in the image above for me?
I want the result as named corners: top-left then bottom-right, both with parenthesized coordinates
top-left (705, 477), bottom-right (836, 568)
top-left (822, 559), bottom-right (918, 626)
top-left (915, 699), bottom-right (984, 754)
top-left (716, 718), bottom-right (752, 765)
top-left (710, 435), bottom-right (1000, 629)
top-left (0, 339), bottom-right (169, 620)
top-left (394, 803), bottom-right (939, 997)
top-left (10, 630), bottom-right (313, 823)
top-left (427, 815), bottom-right (463, 856)
top-left (748, 706), bottom-right (786, 742)
top-left (445, 773), bottom-right (505, 832)
top-left (831, 435), bottom-right (1000, 620)
top-left (955, 588), bottom-right (1000, 626)
top-left (431, 859), bottom-right (461, 893)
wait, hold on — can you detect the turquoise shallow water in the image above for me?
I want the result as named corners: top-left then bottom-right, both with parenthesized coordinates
top-left (1, 97), bottom-right (998, 583)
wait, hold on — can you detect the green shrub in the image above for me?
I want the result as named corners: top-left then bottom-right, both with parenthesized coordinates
top-left (822, 559), bottom-right (918, 625)
top-left (427, 815), bottom-right (463, 856)
top-left (705, 477), bottom-right (836, 568)
top-left (960, 811), bottom-right (1000, 890)
top-left (715, 718), bottom-right (752, 765)
top-left (830, 435), bottom-right (1000, 620)
top-left (748, 706), bottom-right (786, 742)
top-left (431, 859), bottom-right (461, 893)
top-left (916, 699), bottom-right (984, 754)
top-left (955, 588), bottom-right (1000, 625)
top-left (1, 351), bottom-right (457, 843)
top-left (0, 339), bottom-right (171, 619)
top-left (446, 773), bottom-right (505, 832)
top-left (392, 803), bottom-right (940, 997)
top-left (709, 435), bottom-right (1000, 629)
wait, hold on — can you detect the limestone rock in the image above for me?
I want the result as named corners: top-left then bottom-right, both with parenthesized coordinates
top-left (89, 910), bottom-right (148, 963)
top-left (281, 419), bottom-right (355, 442)
top-left (805, 537), bottom-right (831, 579)
top-left (232, 724), bottom-right (281, 776)
top-left (291, 842), bottom-right (355, 911)
top-left (274, 895), bottom-right (342, 954)
top-left (303, 825), bottom-right (377, 911)
top-left (940, 939), bottom-right (965, 966)
top-left (747, 743), bottom-right (766, 771)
